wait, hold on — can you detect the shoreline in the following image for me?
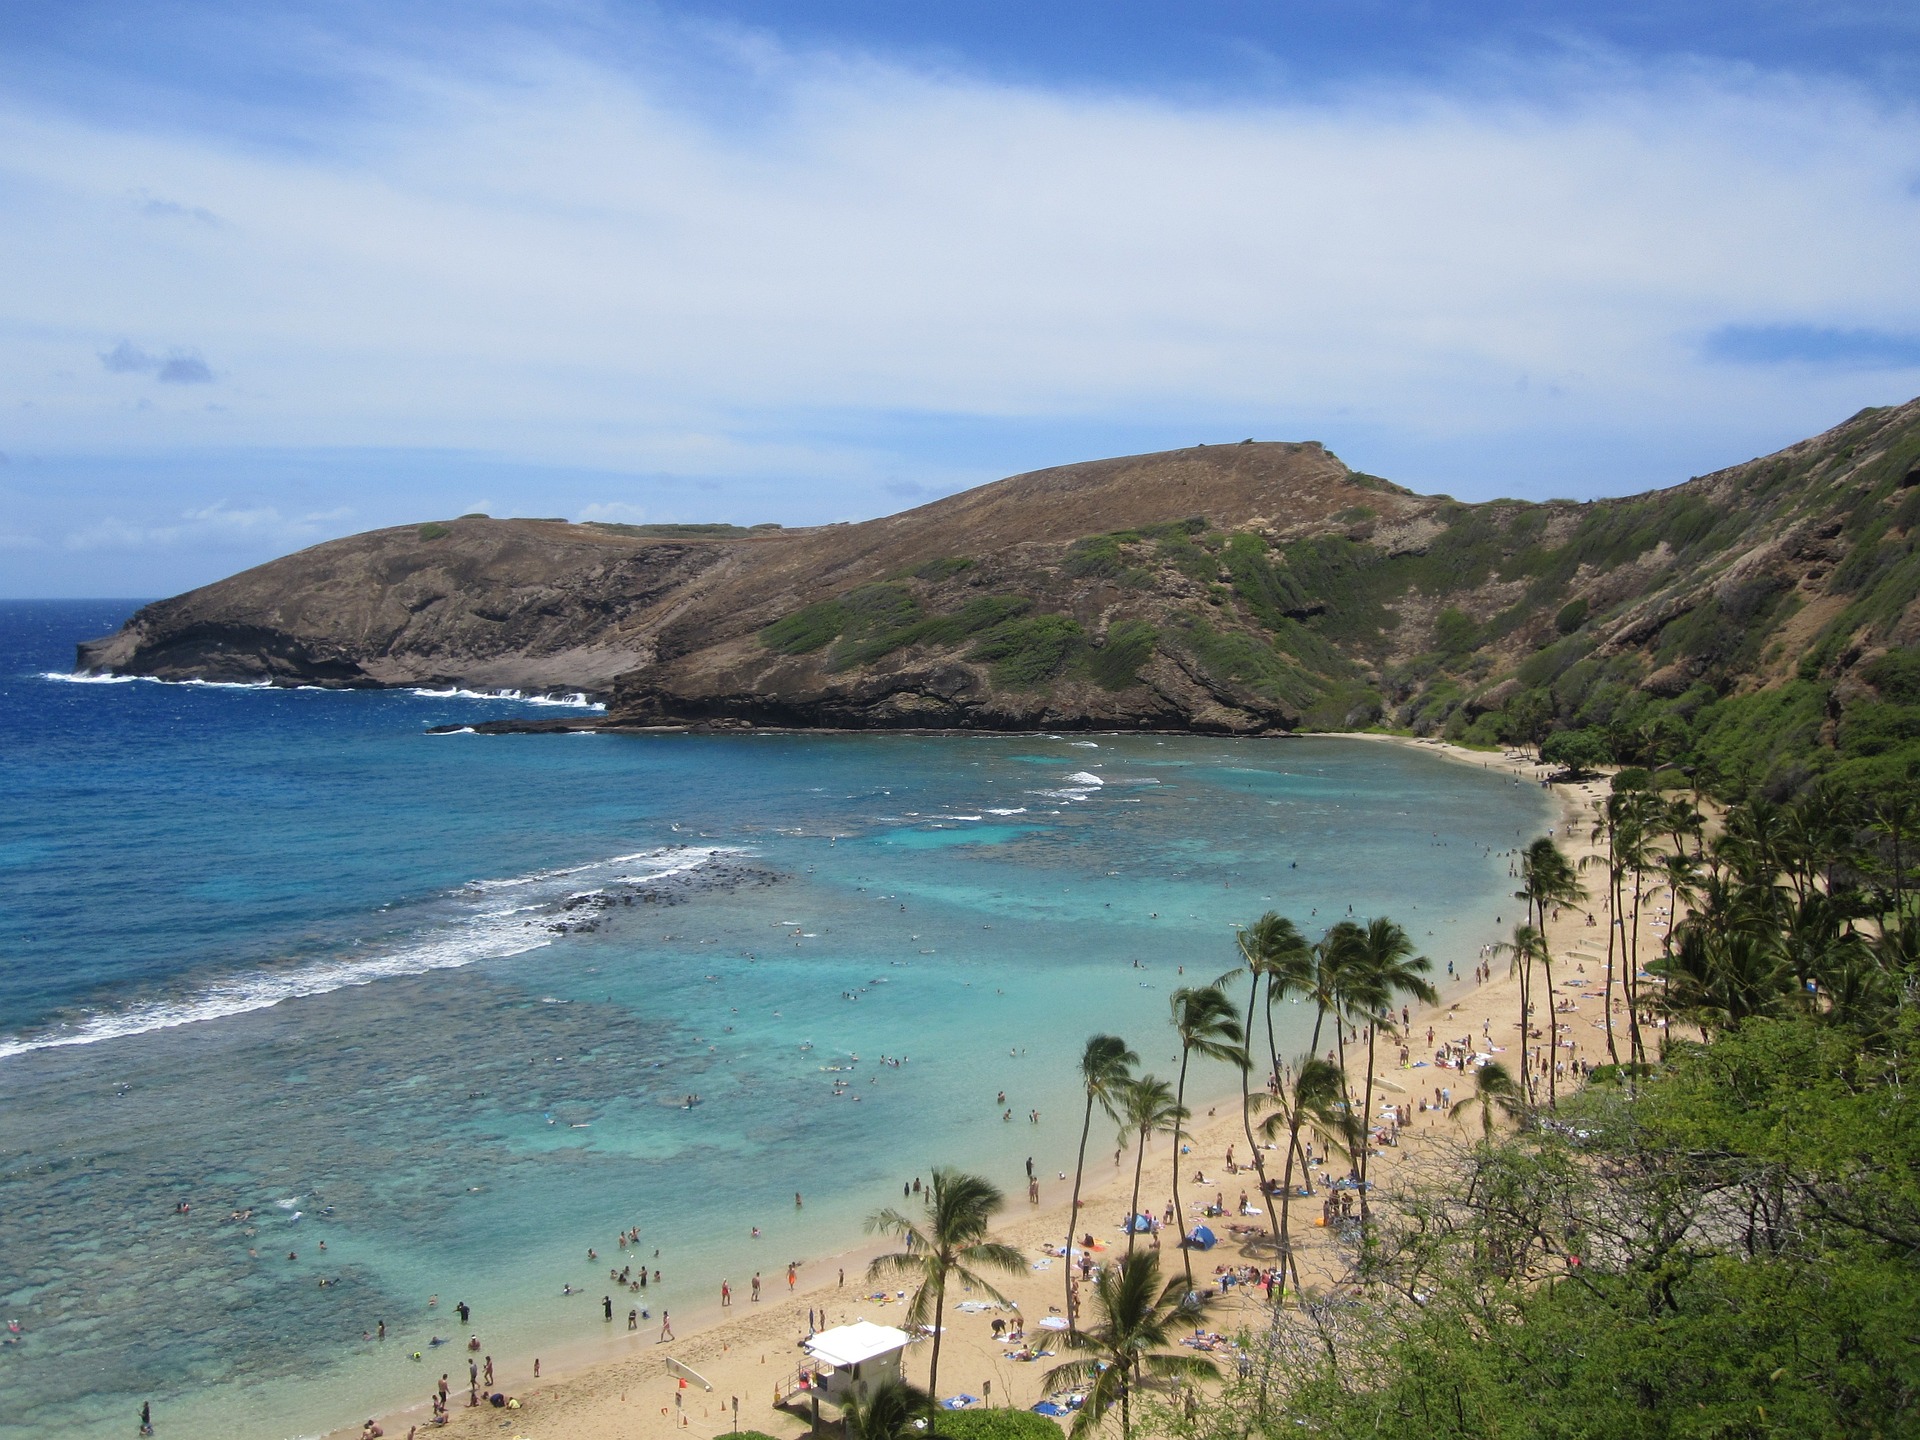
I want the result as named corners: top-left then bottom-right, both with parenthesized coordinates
top-left (329, 733), bottom-right (1591, 1440)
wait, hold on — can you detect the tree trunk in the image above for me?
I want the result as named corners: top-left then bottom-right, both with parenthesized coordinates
top-left (1066, 1092), bottom-right (1094, 1334)
top-left (1241, 973), bottom-right (1281, 1259)
top-left (1602, 857), bottom-right (1621, 1067)
top-left (927, 1270), bottom-right (946, 1417)
top-left (1172, 1048), bottom-right (1193, 1289)
top-left (1127, 1130), bottom-right (1148, 1256)
top-left (1627, 872), bottom-right (1646, 1064)
top-left (1357, 1020), bottom-right (1379, 1225)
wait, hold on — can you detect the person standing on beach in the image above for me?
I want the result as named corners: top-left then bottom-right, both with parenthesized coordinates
top-left (139, 1400), bottom-right (153, 1435)
top-left (482, 1357), bottom-right (493, 1387)
top-left (603, 1295), bottom-right (613, 1321)
top-left (751, 1272), bottom-right (761, 1301)
top-left (786, 1263), bottom-right (796, 1291)
top-left (721, 1279), bottom-right (731, 1306)
top-left (456, 1300), bottom-right (469, 1326)
top-left (659, 1310), bottom-right (673, 1342)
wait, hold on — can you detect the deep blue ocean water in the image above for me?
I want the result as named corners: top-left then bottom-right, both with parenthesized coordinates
top-left (0, 600), bottom-right (1550, 1439)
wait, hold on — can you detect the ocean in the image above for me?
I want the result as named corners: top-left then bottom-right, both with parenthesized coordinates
top-left (0, 599), bottom-right (1551, 1439)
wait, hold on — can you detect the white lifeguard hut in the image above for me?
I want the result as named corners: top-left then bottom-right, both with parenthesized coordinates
top-left (803, 1321), bottom-right (912, 1406)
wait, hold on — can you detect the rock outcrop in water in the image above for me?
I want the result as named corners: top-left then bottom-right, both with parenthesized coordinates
top-left (77, 397), bottom-right (1920, 753)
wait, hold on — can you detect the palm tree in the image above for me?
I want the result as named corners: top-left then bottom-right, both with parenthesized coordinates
top-left (1344, 918), bottom-right (1435, 1219)
top-left (1451, 1060), bottom-right (1524, 1143)
top-left (865, 1169), bottom-right (1025, 1409)
top-left (1066, 1034), bottom-right (1137, 1333)
top-left (1043, 1251), bottom-right (1218, 1440)
top-left (1492, 924), bottom-right (1546, 1100)
top-left (841, 1379), bottom-right (935, 1440)
top-left (1516, 838), bottom-right (1586, 1105)
top-left (1167, 985), bottom-right (1244, 1284)
top-left (1251, 1056), bottom-right (1345, 1301)
top-left (1116, 1076), bottom-right (1185, 1255)
top-left (1585, 795), bottom-right (1633, 1068)
top-left (1216, 914), bottom-right (1312, 1259)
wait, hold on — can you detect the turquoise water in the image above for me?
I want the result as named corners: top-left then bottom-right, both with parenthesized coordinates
top-left (0, 601), bottom-right (1551, 1439)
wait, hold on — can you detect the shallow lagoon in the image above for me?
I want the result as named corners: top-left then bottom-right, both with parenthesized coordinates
top-left (0, 602), bottom-right (1550, 1438)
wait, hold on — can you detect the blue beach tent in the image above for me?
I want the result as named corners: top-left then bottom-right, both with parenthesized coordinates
top-left (1185, 1225), bottom-right (1217, 1250)
top-left (1123, 1213), bottom-right (1153, 1234)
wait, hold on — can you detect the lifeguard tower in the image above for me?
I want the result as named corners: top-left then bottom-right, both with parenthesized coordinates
top-left (802, 1321), bottom-right (912, 1406)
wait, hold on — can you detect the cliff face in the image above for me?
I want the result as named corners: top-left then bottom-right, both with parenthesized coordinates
top-left (76, 399), bottom-right (1920, 757)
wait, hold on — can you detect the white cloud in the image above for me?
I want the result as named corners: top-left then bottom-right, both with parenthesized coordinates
top-left (63, 502), bottom-right (355, 552)
top-left (0, 22), bottom-right (1916, 496)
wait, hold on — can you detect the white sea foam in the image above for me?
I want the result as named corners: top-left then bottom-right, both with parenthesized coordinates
top-left (41, 671), bottom-right (273, 690)
top-left (40, 671), bottom-right (605, 709)
top-left (430, 726), bottom-right (479, 735)
top-left (985, 808), bottom-right (1027, 816)
top-left (0, 845), bottom-right (745, 1061)
top-left (1067, 771), bottom-right (1104, 786)
top-left (40, 670), bottom-right (137, 684)
top-left (408, 686), bottom-right (605, 710)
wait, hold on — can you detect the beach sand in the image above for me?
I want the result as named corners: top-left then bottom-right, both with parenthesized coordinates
top-left (332, 737), bottom-right (1625, 1440)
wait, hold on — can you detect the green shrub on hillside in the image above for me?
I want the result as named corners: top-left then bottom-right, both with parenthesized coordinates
top-left (970, 615), bottom-right (1086, 688)
top-left (762, 600), bottom-right (848, 655)
top-left (1064, 533), bottom-right (1145, 582)
top-left (1082, 620), bottom-right (1156, 690)
top-left (417, 522), bottom-right (451, 541)
top-left (1173, 620), bottom-right (1317, 710)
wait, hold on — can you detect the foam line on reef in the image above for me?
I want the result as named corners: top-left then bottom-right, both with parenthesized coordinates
top-left (0, 846), bottom-right (747, 1061)
top-left (39, 672), bottom-right (606, 708)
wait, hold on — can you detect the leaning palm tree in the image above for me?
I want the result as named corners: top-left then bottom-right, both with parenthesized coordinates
top-left (1251, 1055), bottom-right (1346, 1301)
top-left (841, 1378), bottom-right (936, 1440)
top-left (1116, 1075), bottom-right (1186, 1255)
top-left (1216, 913), bottom-right (1312, 1258)
top-left (1167, 985), bottom-right (1244, 1284)
top-left (1043, 1251), bottom-right (1218, 1440)
top-left (865, 1169), bottom-right (1025, 1409)
top-left (1344, 918), bottom-right (1436, 1218)
top-left (1066, 1034), bottom-right (1138, 1332)
top-left (1451, 1060), bottom-right (1525, 1144)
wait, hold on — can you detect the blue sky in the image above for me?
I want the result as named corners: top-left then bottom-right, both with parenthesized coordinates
top-left (3, 1), bottom-right (1920, 596)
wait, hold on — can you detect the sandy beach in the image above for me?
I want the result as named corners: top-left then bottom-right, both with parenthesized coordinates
top-left (331, 736), bottom-right (1619, 1440)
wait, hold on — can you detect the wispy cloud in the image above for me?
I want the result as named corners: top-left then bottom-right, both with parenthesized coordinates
top-left (0, 5), bottom-right (1916, 597)
top-left (64, 502), bottom-right (352, 551)
top-left (97, 341), bottom-right (216, 383)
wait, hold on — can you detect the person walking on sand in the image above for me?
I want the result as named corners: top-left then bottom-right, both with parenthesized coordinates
top-left (659, 1310), bottom-right (674, 1342)
top-left (139, 1401), bottom-right (153, 1436)
top-left (786, 1263), bottom-right (796, 1291)
top-left (721, 1279), bottom-right (731, 1307)
top-left (751, 1272), bottom-right (761, 1301)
